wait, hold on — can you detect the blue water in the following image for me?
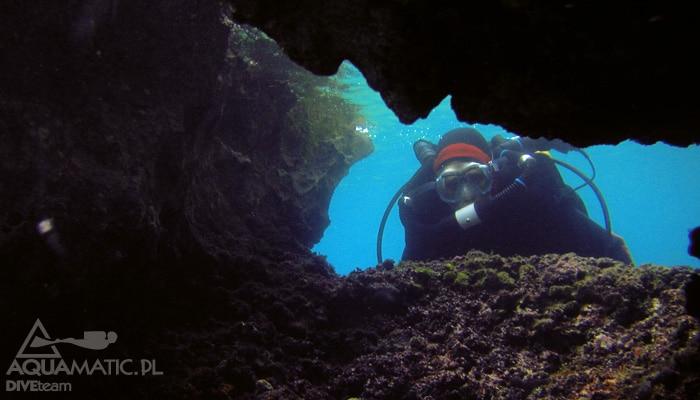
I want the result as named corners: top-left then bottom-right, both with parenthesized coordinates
top-left (314, 62), bottom-right (700, 275)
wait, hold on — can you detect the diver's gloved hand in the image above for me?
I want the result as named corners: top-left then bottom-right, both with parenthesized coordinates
top-left (490, 149), bottom-right (525, 183)
top-left (454, 153), bottom-right (545, 231)
top-left (514, 153), bottom-right (561, 202)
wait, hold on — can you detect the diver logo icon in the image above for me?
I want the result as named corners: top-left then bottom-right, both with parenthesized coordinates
top-left (15, 319), bottom-right (61, 359)
top-left (15, 319), bottom-right (118, 359)
top-left (6, 318), bottom-right (160, 388)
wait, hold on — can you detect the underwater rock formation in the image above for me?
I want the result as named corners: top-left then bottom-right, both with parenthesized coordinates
top-left (1, 0), bottom-right (369, 390)
top-left (228, 0), bottom-right (699, 146)
top-left (2, 2), bottom-right (699, 400)
top-left (324, 254), bottom-right (700, 399)
top-left (7, 250), bottom-right (699, 399)
top-left (0, 1), bottom-right (371, 269)
top-left (689, 227), bottom-right (700, 260)
top-left (131, 254), bottom-right (698, 399)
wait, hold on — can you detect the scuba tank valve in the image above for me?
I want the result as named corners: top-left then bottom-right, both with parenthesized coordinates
top-left (413, 139), bottom-right (438, 167)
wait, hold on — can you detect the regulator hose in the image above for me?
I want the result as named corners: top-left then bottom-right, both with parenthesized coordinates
top-left (572, 148), bottom-right (596, 191)
top-left (377, 168), bottom-right (423, 264)
top-left (550, 158), bottom-right (612, 235)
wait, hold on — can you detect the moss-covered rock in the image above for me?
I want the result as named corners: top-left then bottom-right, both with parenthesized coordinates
top-left (323, 252), bottom-right (700, 400)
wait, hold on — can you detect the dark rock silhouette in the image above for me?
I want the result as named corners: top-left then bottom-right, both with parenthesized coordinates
top-left (686, 274), bottom-right (700, 319)
top-left (689, 227), bottom-right (700, 259)
top-left (227, 0), bottom-right (699, 147)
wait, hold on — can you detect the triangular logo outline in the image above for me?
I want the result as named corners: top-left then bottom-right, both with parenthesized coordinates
top-left (15, 318), bottom-right (62, 359)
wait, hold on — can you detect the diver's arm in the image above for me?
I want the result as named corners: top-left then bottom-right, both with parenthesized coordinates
top-left (453, 153), bottom-right (567, 230)
top-left (399, 191), bottom-right (462, 260)
top-left (520, 155), bottom-right (634, 263)
top-left (400, 192), bottom-right (463, 233)
top-left (607, 233), bottom-right (634, 264)
top-left (560, 207), bottom-right (634, 264)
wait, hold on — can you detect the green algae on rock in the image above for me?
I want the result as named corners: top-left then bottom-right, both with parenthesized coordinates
top-left (322, 252), bottom-right (699, 399)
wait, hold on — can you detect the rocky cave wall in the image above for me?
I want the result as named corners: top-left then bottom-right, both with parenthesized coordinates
top-left (228, 0), bottom-right (699, 147)
top-left (1, 1), bottom-right (370, 389)
top-left (0, 0), bottom-right (371, 273)
top-left (2, 2), bottom-right (699, 399)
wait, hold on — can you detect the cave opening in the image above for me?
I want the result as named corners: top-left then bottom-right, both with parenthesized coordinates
top-left (3, 2), bottom-right (700, 398)
top-left (314, 62), bottom-right (700, 275)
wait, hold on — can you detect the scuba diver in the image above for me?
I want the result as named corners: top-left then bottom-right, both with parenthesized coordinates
top-left (378, 127), bottom-right (632, 263)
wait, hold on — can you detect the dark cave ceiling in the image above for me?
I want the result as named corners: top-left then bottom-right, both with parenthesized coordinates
top-left (228, 0), bottom-right (699, 147)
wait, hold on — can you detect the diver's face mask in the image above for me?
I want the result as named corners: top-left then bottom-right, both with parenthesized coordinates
top-left (435, 160), bottom-right (493, 207)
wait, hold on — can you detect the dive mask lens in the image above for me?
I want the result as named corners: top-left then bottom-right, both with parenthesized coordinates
top-left (435, 162), bottom-right (492, 204)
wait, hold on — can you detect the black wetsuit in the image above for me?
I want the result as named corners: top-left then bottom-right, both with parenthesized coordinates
top-left (399, 153), bottom-right (632, 263)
